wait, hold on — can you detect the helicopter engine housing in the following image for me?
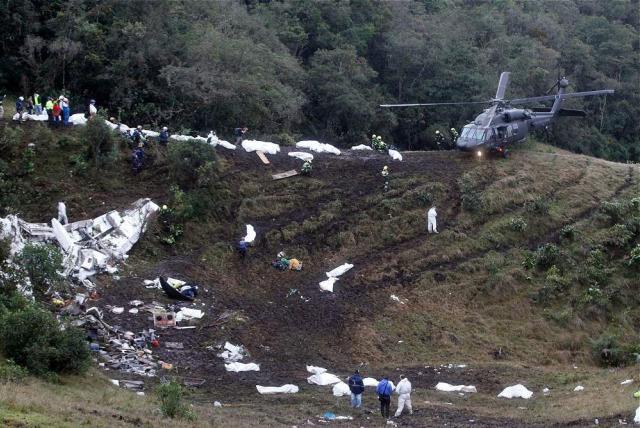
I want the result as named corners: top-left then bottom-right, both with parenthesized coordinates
top-left (502, 110), bottom-right (528, 122)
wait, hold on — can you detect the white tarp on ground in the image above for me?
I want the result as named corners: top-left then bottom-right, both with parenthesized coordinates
top-left (170, 134), bottom-right (196, 142)
top-left (207, 132), bottom-right (236, 150)
top-left (332, 381), bottom-right (350, 397)
top-left (307, 372), bottom-right (341, 386)
top-left (0, 198), bottom-right (159, 282)
top-left (389, 149), bottom-right (403, 161)
top-left (306, 365), bottom-right (327, 375)
top-left (635, 406), bottom-right (640, 424)
top-left (573, 385), bottom-right (584, 392)
top-left (351, 144), bottom-right (373, 151)
top-left (497, 384), bottom-right (533, 399)
top-left (242, 140), bottom-right (280, 155)
top-left (218, 342), bottom-right (247, 363)
top-left (621, 379), bottom-right (633, 385)
top-left (69, 113), bottom-right (88, 126)
top-left (363, 377), bottom-right (379, 387)
top-left (244, 225), bottom-right (256, 243)
top-left (326, 263), bottom-right (353, 278)
top-left (296, 140), bottom-right (341, 155)
top-left (142, 130), bottom-right (159, 138)
top-left (319, 277), bottom-right (338, 293)
top-left (256, 384), bottom-right (299, 394)
top-left (13, 112), bottom-right (49, 122)
top-left (176, 308), bottom-right (204, 320)
top-left (288, 152), bottom-right (314, 162)
top-left (225, 362), bottom-right (260, 372)
top-left (435, 382), bottom-right (477, 393)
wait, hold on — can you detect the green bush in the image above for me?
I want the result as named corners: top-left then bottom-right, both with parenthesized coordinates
top-left (629, 244), bottom-right (640, 267)
top-left (167, 140), bottom-right (218, 189)
top-left (604, 224), bottom-right (633, 248)
top-left (525, 197), bottom-right (549, 215)
top-left (600, 200), bottom-right (630, 224)
top-left (15, 243), bottom-right (63, 295)
top-left (79, 118), bottom-right (118, 167)
top-left (559, 225), bottom-right (576, 241)
top-left (590, 334), bottom-right (628, 367)
top-left (21, 146), bottom-right (36, 175)
top-left (458, 173), bottom-right (483, 212)
top-left (157, 380), bottom-right (195, 420)
top-left (509, 216), bottom-right (527, 232)
top-left (534, 243), bottom-right (560, 269)
top-left (0, 306), bottom-right (90, 376)
top-left (69, 153), bottom-right (89, 176)
top-left (0, 359), bottom-right (29, 383)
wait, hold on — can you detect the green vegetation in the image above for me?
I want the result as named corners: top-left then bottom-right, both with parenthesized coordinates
top-left (157, 380), bottom-right (195, 420)
top-left (15, 243), bottom-right (63, 295)
top-left (1, 0), bottom-right (637, 161)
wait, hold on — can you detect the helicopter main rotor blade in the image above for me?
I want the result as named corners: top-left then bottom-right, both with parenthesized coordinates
top-left (494, 72), bottom-right (511, 100)
top-left (380, 101), bottom-right (488, 108)
top-left (509, 89), bottom-right (614, 105)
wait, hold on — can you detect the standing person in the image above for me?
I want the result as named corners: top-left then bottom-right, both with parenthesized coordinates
top-left (427, 206), bottom-right (438, 233)
top-left (381, 165), bottom-right (390, 192)
top-left (26, 97), bottom-right (33, 115)
top-left (348, 369), bottom-right (365, 409)
top-left (59, 96), bottom-right (70, 126)
top-left (45, 97), bottom-right (54, 123)
top-left (132, 143), bottom-right (145, 174)
top-left (131, 125), bottom-right (146, 147)
top-left (159, 127), bottom-right (169, 146)
top-left (88, 99), bottom-right (97, 119)
top-left (15, 96), bottom-right (25, 121)
top-left (233, 126), bottom-right (248, 145)
top-left (52, 100), bottom-right (62, 126)
top-left (33, 93), bottom-right (41, 115)
top-left (237, 240), bottom-right (248, 259)
top-left (376, 376), bottom-right (395, 419)
top-left (57, 201), bottom-right (68, 225)
top-left (394, 375), bottom-right (413, 417)
top-left (301, 160), bottom-right (312, 175)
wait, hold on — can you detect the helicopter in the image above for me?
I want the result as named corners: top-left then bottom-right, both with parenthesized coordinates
top-left (381, 72), bottom-right (614, 158)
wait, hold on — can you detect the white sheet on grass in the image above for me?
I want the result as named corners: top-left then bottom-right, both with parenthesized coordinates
top-left (13, 112), bottom-right (49, 122)
top-left (307, 372), bottom-right (341, 386)
top-left (332, 381), bottom-right (350, 397)
top-left (170, 134), bottom-right (195, 142)
top-left (621, 379), bottom-right (633, 385)
top-left (389, 149), bottom-right (403, 161)
top-left (242, 140), bottom-right (280, 155)
top-left (206, 132), bottom-right (237, 150)
top-left (363, 377), bottom-right (379, 387)
top-left (435, 382), bottom-right (477, 393)
top-left (176, 308), bottom-right (204, 320)
top-left (319, 277), bottom-right (338, 292)
top-left (217, 342), bottom-right (247, 363)
top-left (573, 385), bottom-right (584, 392)
top-left (142, 130), bottom-right (159, 138)
top-left (351, 144), bottom-right (373, 151)
top-left (635, 406), bottom-right (640, 424)
top-left (326, 263), bottom-right (353, 278)
top-left (288, 152), bottom-right (314, 162)
top-left (296, 140), bottom-right (341, 155)
top-left (225, 362), bottom-right (260, 372)
top-left (497, 384), bottom-right (533, 399)
top-left (243, 225), bottom-right (256, 243)
top-left (69, 113), bottom-right (87, 126)
top-left (256, 384), bottom-right (299, 394)
top-left (306, 365), bottom-right (327, 375)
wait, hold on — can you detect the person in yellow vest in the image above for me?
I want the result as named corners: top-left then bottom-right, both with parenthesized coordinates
top-left (33, 93), bottom-right (41, 115)
top-left (45, 97), bottom-right (54, 123)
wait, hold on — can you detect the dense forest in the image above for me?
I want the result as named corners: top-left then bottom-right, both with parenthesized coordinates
top-left (1, 0), bottom-right (638, 160)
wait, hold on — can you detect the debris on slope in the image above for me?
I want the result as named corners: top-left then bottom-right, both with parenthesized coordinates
top-left (497, 384), bottom-right (533, 399)
top-left (332, 381), bottom-right (350, 397)
top-left (296, 140), bottom-right (341, 155)
top-left (288, 151), bottom-right (314, 162)
top-left (256, 384), bottom-right (299, 394)
top-left (389, 149), bottom-right (403, 161)
top-left (435, 382), bottom-right (477, 393)
top-left (0, 198), bottom-right (159, 283)
top-left (242, 140), bottom-right (280, 155)
top-left (319, 263), bottom-right (353, 292)
top-left (351, 144), bottom-right (372, 151)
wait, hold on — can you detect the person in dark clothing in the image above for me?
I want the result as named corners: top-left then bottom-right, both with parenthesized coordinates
top-left (233, 127), bottom-right (248, 145)
top-left (132, 143), bottom-right (145, 174)
top-left (376, 376), bottom-right (395, 419)
top-left (159, 127), bottom-right (169, 145)
top-left (238, 240), bottom-right (248, 258)
top-left (348, 369), bottom-right (365, 409)
top-left (15, 97), bottom-right (25, 121)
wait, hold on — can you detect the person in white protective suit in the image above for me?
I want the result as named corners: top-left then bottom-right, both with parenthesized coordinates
top-left (427, 206), bottom-right (438, 233)
top-left (57, 201), bottom-right (68, 225)
top-left (394, 375), bottom-right (413, 417)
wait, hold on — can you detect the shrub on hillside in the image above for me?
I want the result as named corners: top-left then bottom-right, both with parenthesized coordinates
top-left (559, 225), bottom-right (576, 241)
top-left (600, 200), bottom-right (634, 224)
top-left (534, 243), bottom-right (560, 269)
top-left (603, 224), bottom-right (633, 248)
top-left (509, 216), bottom-right (527, 232)
top-left (525, 197), bottom-right (549, 215)
top-left (458, 173), bottom-right (483, 212)
top-left (590, 334), bottom-right (628, 367)
top-left (157, 380), bottom-right (195, 420)
top-left (0, 305), bottom-right (90, 376)
top-left (15, 243), bottom-right (62, 295)
top-left (167, 140), bottom-right (218, 189)
top-left (0, 359), bottom-right (29, 383)
top-left (629, 244), bottom-right (640, 267)
top-left (79, 118), bottom-right (118, 167)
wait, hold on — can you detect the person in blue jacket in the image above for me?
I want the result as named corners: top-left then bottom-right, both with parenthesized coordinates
top-left (159, 127), bottom-right (169, 146)
top-left (238, 240), bottom-right (248, 259)
top-left (376, 375), bottom-right (395, 419)
top-left (348, 369), bottom-right (365, 409)
top-left (15, 96), bottom-right (25, 121)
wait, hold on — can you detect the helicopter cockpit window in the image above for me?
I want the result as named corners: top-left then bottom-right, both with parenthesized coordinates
top-left (461, 127), bottom-right (472, 138)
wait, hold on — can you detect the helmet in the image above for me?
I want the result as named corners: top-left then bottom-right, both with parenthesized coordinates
top-left (18, 96), bottom-right (24, 100)
top-left (59, 95), bottom-right (64, 100)
top-left (90, 99), bottom-right (95, 104)
top-left (162, 126), bottom-right (168, 131)
top-left (137, 125), bottom-right (142, 130)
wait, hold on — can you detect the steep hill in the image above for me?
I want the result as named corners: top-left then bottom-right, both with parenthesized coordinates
top-left (1, 122), bottom-right (639, 426)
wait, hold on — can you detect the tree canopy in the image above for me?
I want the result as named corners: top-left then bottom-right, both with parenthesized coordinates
top-left (1, 0), bottom-right (638, 161)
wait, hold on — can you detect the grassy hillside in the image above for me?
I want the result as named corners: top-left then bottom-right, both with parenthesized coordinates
top-left (1, 121), bottom-right (639, 426)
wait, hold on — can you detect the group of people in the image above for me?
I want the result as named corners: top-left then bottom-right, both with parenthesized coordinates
top-left (348, 370), bottom-right (413, 419)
